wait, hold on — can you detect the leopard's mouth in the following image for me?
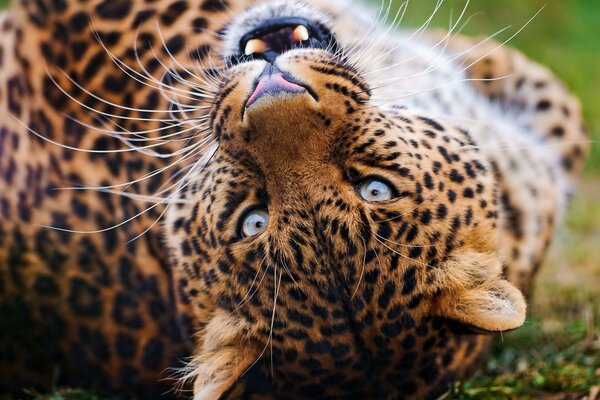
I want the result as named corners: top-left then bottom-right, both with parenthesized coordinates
top-left (230, 16), bottom-right (339, 65)
top-left (244, 64), bottom-right (318, 111)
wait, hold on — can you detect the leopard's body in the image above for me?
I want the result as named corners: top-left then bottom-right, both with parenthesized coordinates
top-left (0, 0), bottom-right (588, 399)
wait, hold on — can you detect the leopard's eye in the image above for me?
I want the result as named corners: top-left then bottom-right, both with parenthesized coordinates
top-left (358, 179), bottom-right (395, 202)
top-left (240, 209), bottom-right (269, 238)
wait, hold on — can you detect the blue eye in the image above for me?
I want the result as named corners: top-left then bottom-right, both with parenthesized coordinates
top-left (241, 209), bottom-right (269, 238)
top-left (358, 179), bottom-right (394, 202)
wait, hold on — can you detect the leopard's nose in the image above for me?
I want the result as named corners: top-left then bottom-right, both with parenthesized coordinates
top-left (246, 66), bottom-right (307, 108)
top-left (237, 17), bottom-right (338, 64)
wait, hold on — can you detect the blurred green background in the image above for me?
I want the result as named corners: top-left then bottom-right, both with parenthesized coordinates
top-left (379, 0), bottom-right (600, 173)
top-left (0, 0), bottom-right (598, 399)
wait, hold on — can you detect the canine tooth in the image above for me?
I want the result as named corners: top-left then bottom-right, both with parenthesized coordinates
top-left (245, 39), bottom-right (266, 55)
top-left (292, 25), bottom-right (310, 42)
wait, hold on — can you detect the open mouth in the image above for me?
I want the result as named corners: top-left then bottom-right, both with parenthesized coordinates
top-left (235, 16), bottom-right (339, 64)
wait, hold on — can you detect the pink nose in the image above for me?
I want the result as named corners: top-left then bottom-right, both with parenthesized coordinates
top-left (246, 73), bottom-right (306, 107)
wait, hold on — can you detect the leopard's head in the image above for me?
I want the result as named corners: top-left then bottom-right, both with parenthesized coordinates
top-left (166, 2), bottom-right (526, 398)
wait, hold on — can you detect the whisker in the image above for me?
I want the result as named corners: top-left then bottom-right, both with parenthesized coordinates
top-left (351, 237), bottom-right (368, 299)
top-left (370, 5), bottom-right (547, 106)
top-left (235, 254), bottom-right (269, 311)
top-left (373, 236), bottom-right (434, 269)
top-left (91, 21), bottom-right (216, 102)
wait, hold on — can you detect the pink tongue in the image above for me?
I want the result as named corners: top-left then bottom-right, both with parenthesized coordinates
top-left (246, 73), bottom-right (306, 107)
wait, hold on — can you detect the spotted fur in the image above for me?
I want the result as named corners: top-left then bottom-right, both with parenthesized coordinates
top-left (0, 0), bottom-right (588, 399)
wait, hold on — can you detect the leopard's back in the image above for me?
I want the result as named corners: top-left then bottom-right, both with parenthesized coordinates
top-left (0, 0), bottom-right (254, 396)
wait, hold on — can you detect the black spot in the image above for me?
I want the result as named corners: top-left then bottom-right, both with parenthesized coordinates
top-left (405, 225), bottom-right (418, 242)
top-left (378, 282), bottom-right (396, 310)
top-left (419, 209), bottom-right (432, 225)
top-left (287, 309), bottom-right (314, 328)
top-left (408, 246), bottom-right (422, 259)
top-left (402, 334), bottom-right (416, 350)
top-left (96, 31), bottom-right (121, 46)
top-left (536, 100), bottom-right (552, 111)
top-left (191, 17), bottom-right (208, 33)
top-left (95, 0), bottom-right (132, 20)
top-left (8, 76), bottom-right (25, 116)
top-left (284, 349), bottom-right (298, 363)
top-left (142, 337), bottom-right (164, 370)
top-left (402, 266), bottom-right (417, 295)
top-left (418, 117), bottom-right (445, 131)
top-left (561, 156), bottom-right (573, 171)
top-left (423, 172), bottom-right (434, 189)
top-left (201, 0), bottom-right (229, 12)
top-left (116, 332), bottom-right (137, 359)
top-left (331, 344), bottom-right (350, 358)
top-left (382, 321), bottom-right (402, 338)
top-left (71, 197), bottom-right (89, 219)
top-left (436, 204), bottom-right (448, 220)
top-left (132, 9), bottom-right (156, 27)
top-left (69, 11), bottom-right (89, 33)
top-left (449, 169), bottom-right (465, 183)
top-left (163, 34), bottom-right (185, 55)
top-left (418, 355), bottom-right (440, 383)
top-left (161, 1), bottom-right (189, 26)
top-left (33, 275), bottom-right (59, 296)
top-left (551, 126), bottom-right (565, 137)
top-left (83, 51), bottom-right (107, 82)
top-left (78, 326), bottom-right (110, 361)
top-left (447, 190), bottom-right (457, 203)
top-left (305, 340), bottom-right (331, 354)
top-left (463, 187), bottom-right (474, 198)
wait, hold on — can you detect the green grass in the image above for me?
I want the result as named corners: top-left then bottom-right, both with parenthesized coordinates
top-left (22, 390), bottom-right (109, 400)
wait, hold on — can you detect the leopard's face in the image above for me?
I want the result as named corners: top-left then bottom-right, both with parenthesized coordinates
top-left (166, 2), bottom-right (526, 398)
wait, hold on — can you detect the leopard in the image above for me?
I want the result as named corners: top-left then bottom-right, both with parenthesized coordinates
top-left (0, 0), bottom-right (589, 399)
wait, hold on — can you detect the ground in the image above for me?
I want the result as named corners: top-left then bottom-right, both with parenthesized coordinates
top-left (1, 0), bottom-right (598, 399)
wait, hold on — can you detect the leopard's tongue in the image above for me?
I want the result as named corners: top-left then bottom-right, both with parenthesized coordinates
top-left (246, 73), bottom-right (306, 108)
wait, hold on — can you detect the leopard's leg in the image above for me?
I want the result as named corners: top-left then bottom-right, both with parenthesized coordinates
top-left (186, 311), bottom-right (269, 400)
top-left (430, 32), bottom-right (589, 184)
top-left (425, 32), bottom-right (589, 295)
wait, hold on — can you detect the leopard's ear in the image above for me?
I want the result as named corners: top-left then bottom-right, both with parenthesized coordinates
top-left (430, 251), bottom-right (527, 332)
